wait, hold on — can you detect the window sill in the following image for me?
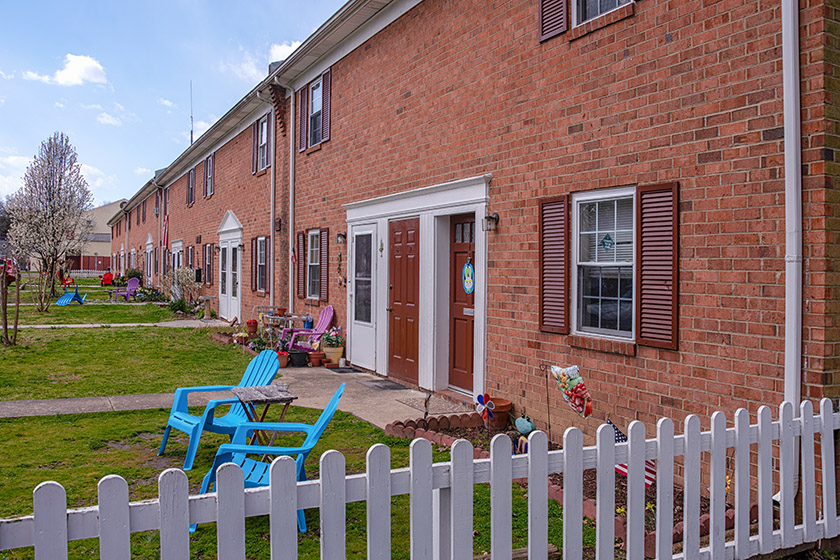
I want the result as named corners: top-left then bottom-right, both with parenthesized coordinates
top-left (204, 193), bottom-right (213, 201)
top-left (568, 334), bottom-right (636, 356)
top-left (569, 1), bottom-right (635, 41)
top-left (255, 168), bottom-right (268, 177)
top-left (305, 143), bottom-right (322, 155)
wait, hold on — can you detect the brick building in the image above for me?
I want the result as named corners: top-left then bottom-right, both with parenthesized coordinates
top-left (113, 0), bottom-right (840, 443)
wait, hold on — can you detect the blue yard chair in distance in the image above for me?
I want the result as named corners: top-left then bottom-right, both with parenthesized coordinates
top-left (158, 349), bottom-right (279, 470)
top-left (196, 383), bottom-right (345, 533)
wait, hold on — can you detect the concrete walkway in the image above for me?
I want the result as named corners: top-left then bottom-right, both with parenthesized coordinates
top-left (17, 319), bottom-right (230, 329)
top-left (0, 366), bottom-right (472, 429)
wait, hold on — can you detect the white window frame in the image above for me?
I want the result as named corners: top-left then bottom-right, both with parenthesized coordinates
top-left (258, 116), bottom-right (269, 170)
top-left (307, 229), bottom-right (320, 299)
top-left (573, 0), bottom-right (632, 27)
top-left (257, 237), bottom-right (267, 292)
top-left (309, 78), bottom-right (323, 147)
top-left (570, 186), bottom-right (636, 341)
top-left (204, 244), bottom-right (212, 284)
top-left (187, 246), bottom-right (194, 269)
top-left (188, 169), bottom-right (195, 205)
top-left (205, 153), bottom-right (214, 197)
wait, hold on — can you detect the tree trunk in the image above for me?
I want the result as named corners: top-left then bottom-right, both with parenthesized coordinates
top-left (0, 267), bottom-right (8, 345)
top-left (11, 270), bottom-right (20, 345)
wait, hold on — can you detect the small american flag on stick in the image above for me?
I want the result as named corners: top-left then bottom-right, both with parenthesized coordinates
top-left (608, 418), bottom-right (656, 488)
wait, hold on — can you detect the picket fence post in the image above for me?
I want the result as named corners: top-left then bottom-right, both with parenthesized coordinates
top-left (563, 427), bottom-right (583, 560)
top-left (596, 423), bottom-right (615, 560)
top-left (491, 434), bottom-right (512, 560)
top-left (269, 456), bottom-right (298, 560)
top-left (682, 415), bottom-right (701, 560)
top-left (320, 450), bottom-right (346, 560)
top-left (411, 438), bottom-right (434, 560)
top-left (801, 400), bottom-right (816, 543)
top-left (820, 398), bottom-right (838, 539)
top-left (451, 438), bottom-right (474, 560)
top-left (779, 401), bottom-right (795, 548)
top-left (527, 430), bottom-right (549, 560)
top-left (656, 417), bottom-right (675, 560)
top-left (734, 408), bottom-right (750, 559)
top-left (158, 468), bottom-right (190, 560)
top-left (366, 444), bottom-right (391, 560)
top-left (217, 463), bottom-right (246, 560)
top-left (98, 475), bottom-right (130, 560)
top-left (626, 421), bottom-right (646, 560)
top-left (33, 481), bottom-right (67, 560)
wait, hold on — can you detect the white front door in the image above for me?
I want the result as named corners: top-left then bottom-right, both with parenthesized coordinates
top-left (218, 239), bottom-right (241, 321)
top-left (349, 224), bottom-right (377, 370)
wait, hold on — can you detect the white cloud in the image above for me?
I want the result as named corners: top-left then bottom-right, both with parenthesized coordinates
top-left (81, 103), bottom-right (104, 110)
top-left (114, 102), bottom-right (125, 112)
top-left (54, 101), bottom-right (64, 108)
top-left (269, 41), bottom-right (301, 62)
top-left (134, 167), bottom-right (151, 175)
top-left (97, 112), bottom-right (121, 126)
top-left (0, 70), bottom-right (13, 80)
top-left (0, 155), bottom-right (30, 197)
top-left (179, 117), bottom-right (215, 144)
top-left (80, 163), bottom-right (105, 188)
top-left (0, 98), bottom-right (5, 108)
top-left (158, 97), bottom-right (174, 108)
top-left (23, 54), bottom-right (107, 86)
top-left (219, 47), bottom-right (265, 84)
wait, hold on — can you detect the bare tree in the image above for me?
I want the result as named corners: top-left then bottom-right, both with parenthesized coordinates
top-left (0, 254), bottom-right (21, 346)
top-left (6, 132), bottom-right (94, 311)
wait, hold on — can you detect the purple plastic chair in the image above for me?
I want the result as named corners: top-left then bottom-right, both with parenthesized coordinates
top-left (114, 277), bottom-right (140, 302)
top-left (281, 305), bottom-right (334, 351)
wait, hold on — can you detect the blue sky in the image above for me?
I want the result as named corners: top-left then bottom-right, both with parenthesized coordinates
top-left (0, 1), bottom-right (346, 205)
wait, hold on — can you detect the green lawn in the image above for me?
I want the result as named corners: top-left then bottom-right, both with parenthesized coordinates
top-left (0, 408), bottom-right (592, 559)
top-left (0, 327), bottom-right (253, 400)
top-left (12, 302), bottom-right (176, 325)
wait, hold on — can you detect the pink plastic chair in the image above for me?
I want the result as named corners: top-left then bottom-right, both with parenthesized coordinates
top-left (281, 305), bottom-right (334, 351)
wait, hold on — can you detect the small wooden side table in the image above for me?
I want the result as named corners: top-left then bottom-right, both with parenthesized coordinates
top-left (231, 384), bottom-right (298, 449)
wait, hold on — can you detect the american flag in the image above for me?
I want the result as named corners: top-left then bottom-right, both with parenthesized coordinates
top-left (608, 418), bottom-right (656, 488)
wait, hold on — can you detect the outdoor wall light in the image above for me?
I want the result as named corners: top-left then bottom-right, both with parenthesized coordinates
top-left (336, 232), bottom-right (347, 244)
top-left (482, 212), bottom-right (500, 232)
top-left (214, 246), bottom-right (221, 254)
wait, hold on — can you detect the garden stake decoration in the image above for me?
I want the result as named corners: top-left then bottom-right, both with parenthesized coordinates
top-left (551, 365), bottom-right (593, 418)
top-left (475, 393), bottom-right (495, 420)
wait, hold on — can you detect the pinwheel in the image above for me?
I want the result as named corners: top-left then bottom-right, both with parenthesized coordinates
top-left (475, 393), bottom-right (495, 420)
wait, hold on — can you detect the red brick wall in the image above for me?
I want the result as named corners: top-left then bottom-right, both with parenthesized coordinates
top-left (289, 0), bottom-right (832, 443)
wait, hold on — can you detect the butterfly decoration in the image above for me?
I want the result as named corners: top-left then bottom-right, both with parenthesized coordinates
top-left (475, 393), bottom-right (495, 420)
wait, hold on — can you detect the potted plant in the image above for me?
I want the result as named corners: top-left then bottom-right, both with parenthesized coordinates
top-left (245, 318), bottom-right (258, 336)
top-left (233, 331), bottom-right (249, 345)
top-left (309, 350), bottom-right (325, 367)
top-left (321, 326), bottom-right (345, 364)
top-left (275, 350), bottom-right (289, 368)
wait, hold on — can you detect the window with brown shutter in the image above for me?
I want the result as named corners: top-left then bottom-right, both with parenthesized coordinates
top-left (540, 195), bottom-right (570, 333)
top-left (251, 122), bottom-right (258, 174)
top-left (321, 69), bottom-right (331, 142)
top-left (296, 231), bottom-right (305, 298)
top-left (142, 200), bottom-right (146, 223)
top-left (636, 183), bottom-right (679, 350)
top-left (539, 0), bottom-right (568, 42)
top-left (319, 228), bottom-right (329, 301)
top-left (154, 247), bottom-right (159, 275)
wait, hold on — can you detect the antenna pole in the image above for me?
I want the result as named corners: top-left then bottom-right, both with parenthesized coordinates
top-left (190, 80), bottom-right (194, 145)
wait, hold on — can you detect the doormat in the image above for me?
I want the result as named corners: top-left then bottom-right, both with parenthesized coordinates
top-left (358, 379), bottom-right (408, 391)
top-left (332, 367), bottom-right (363, 374)
top-left (396, 396), bottom-right (473, 415)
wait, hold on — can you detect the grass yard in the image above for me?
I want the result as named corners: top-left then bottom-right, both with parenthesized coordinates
top-left (12, 301), bottom-right (176, 325)
top-left (0, 327), bottom-right (253, 400)
top-left (0, 408), bottom-right (592, 559)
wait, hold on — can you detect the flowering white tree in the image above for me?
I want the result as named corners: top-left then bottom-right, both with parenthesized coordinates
top-left (6, 132), bottom-right (94, 310)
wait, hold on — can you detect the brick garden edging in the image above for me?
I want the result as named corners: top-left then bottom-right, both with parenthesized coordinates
top-left (385, 414), bottom-right (756, 558)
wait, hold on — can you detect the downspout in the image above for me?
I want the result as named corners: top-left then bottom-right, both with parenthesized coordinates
top-left (781, 0), bottom-right (803, 499)
top-left (152, 181), bottom-right (162, 288)
top-left (275, 76), bottom-right (295, 315)
top-left (256, 91), bottom-right (277, 307)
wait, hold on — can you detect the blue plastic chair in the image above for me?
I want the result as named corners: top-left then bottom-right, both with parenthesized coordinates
top-left (196, 383), bottom-right (345, 533)
top-left (158, 350), bottom-right (280, 470)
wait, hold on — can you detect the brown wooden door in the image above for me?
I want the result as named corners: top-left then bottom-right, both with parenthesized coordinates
top-left (449, 214), bottom-right (475, 391)
top-left (388, 218), bottom-right (419, 383)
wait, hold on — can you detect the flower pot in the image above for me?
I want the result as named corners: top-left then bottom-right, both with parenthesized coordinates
top-left (276, 353), bottom-right (289, 368)
top-left (234, 336), bottom-right (248, 345)
top-left (322, 346), bottom-right (344, 364)
top-left (275, 307), bottom-right (287, 316)
top-left (246, 323), bottom-right (258, 336)
top-left (484, 397), bottom-right (512, 431)
top-left (309, 351), bottom-right (325, 367)
top-left (288, 351), bottom-right (308, 368)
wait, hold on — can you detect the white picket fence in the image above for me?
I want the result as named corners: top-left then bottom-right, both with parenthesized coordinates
top-left (0, 400), bottom-right (838, 559)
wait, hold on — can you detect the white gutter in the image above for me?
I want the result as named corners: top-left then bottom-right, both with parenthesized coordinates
top-left (778, 0), bottom-right (803, 501)
top-left (275, 76), bottom-right (296, 314)
top-left (256, 92), bottom-right (277, 307)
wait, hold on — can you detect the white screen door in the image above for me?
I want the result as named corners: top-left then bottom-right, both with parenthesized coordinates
top-left (349, 224), bottom-right (377, 370)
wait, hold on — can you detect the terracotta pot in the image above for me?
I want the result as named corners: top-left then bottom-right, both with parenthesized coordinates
top-left (234, 335), bottom-right (248, 345)
top-left (246, 322), bottom-right (258, 335)
top-left (322, 346), bottom-right (344, 364)
top-left (309, 351), bottom-right (325, 367)
top-left (484, 398), bottom-right (512, 431)
top-left (276, 353), bottom-right (289, 368)
top-left (275, 307), bottom-right (287, 316)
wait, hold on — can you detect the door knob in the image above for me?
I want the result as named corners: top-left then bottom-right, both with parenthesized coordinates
top-left (386, 307), bottom-right (392, 312)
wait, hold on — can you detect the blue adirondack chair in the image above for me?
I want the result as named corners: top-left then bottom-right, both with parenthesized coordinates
top-left (196, 383), bottom-right (345, 533)
top-left (158, 349), bottom-right (280, 470)
top-left (56, 285), bottom-right (87, 306)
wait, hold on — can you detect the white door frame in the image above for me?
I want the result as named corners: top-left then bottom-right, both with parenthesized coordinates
top-left (218, 211), bottom-right (243, 322)
top-left (344, 174), bottom-right (490, 394)
top-left (348, 223), bottom-right (377, 371)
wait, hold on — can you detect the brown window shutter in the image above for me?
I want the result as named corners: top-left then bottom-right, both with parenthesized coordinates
top-left (636, 183), bottom-right (679, 350)
top-left (296, 231), bottom-right (305, 298)
top-left (266, 115), bottom-right (273, 168)
top-left (154, 247), bottom-right (159, 275)
top-left (321, 68), bottom-right (331, 142)
top-left (298, 87), bottom-right (308, 152)
top-left (251, 237), bottom-right (257, 291)
top-left (209, 244), bottom-right (215, 285)
top-left (203, 161), bottom-right (207, 198)
top-left (251, 122), bottom-right (258, 174)
top-left (540, 195), bottom-right (570, 334)
top-left (319, 228), bottom-right (329, 301)
top-left (539, 0), bottom-right (568, 42)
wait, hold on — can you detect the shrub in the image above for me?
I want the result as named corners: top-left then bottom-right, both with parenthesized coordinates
top-left (168, 298), bottom-right (189, 313)
top-left (124, 268), bottom-right (143, 281)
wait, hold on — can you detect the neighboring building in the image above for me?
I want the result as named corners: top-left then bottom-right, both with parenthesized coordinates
top-left (67, 200), bottom-right (124, 272)
top-left (112, 0), bottom-right (840, 450)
